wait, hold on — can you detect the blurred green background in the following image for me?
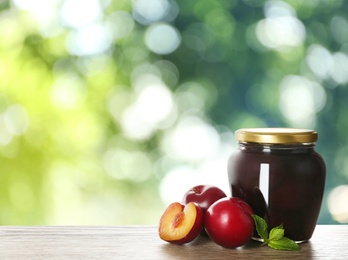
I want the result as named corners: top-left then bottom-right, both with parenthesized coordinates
top-left (1, 0), bottom-right (348, 225)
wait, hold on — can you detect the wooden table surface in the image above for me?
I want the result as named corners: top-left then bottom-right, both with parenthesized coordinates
top-left (0, 225), bottom-right (346, 259)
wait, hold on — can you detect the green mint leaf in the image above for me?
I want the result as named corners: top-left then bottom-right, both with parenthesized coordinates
top-left (251, 214), bottom-right (268, 242)
top-left (268, 237), bottom-right (300, 251)
top-left (251, 215), bottom-right (300, 251)
top-left (269, 225), bottom-right (284, 241)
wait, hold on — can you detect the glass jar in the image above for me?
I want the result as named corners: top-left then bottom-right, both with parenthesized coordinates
top-left (227, 128), bottom-right (326, 242)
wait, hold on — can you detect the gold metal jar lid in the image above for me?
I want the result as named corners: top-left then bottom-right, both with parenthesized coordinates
top-left (234, 128), bottom-right (318, 144)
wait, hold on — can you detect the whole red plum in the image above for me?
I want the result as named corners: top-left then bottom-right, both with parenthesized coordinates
top-left (204, 197), bottom-right (254, 248)
top-left (182, 185), bottom-right (227, 214)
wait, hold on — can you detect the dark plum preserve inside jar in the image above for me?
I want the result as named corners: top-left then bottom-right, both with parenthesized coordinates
top-left (228, 128), bottom-right (326, 242)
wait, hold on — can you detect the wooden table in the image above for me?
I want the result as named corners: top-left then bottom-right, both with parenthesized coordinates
top-left (0, 225), bottom-right (346, 259)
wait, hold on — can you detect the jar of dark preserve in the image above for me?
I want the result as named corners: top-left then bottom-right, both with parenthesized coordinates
top-left (228, 128), bottom-right (326, 242)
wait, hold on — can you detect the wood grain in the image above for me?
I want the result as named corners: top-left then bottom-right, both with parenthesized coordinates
top-left (0, 225), bottom-right (346, 259)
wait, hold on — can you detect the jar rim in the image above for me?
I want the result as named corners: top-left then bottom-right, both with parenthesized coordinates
top-left (234, 128), bottom-right (318, 144)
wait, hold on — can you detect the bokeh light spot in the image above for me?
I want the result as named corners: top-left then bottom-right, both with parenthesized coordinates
top-left (60, 0), bottom-right (102, 28)
top-left (175, 82), bottom-right (210, 113)
top-left (256, 16), bottom-right (305, 50)
top-left (0, 115), bottom-right (13, 146)
top-left (132, 0), bottom-right (178, 25)
top-left (50, 73), bottom-right (86, 109)
top-left (103, 148), bottom-right (152, 182)
top-left (120, 74), bottom-right (176, 140)
top-left (4, 104), bottom-right (30, 136)
top-left (330, 52), bottom-right (348, 85)
top-left (306, 44), bottom-right (333, 79)
top-left (264, 0), bottom-right (296, 18)
top-left (161, 116), bottom-right (220, 162)
top-left (65, 23), bottom-right (113, 56)
top-left (330, 16), bottom-right (348, 45)
top-left (154, 60), bottom-right (179, 87)
top-left (328, 185), bottom-right (348, 223)
top-left (133, 0), bottom-right (169, 23)
top-left (279, 75), bottom-right (326, 128)
top-left (107, 11), bottom-right (135, 41)
top-left (256, 1), bottom-right (305, 51)
top-left (145, 23), bottom-right (181, 55)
